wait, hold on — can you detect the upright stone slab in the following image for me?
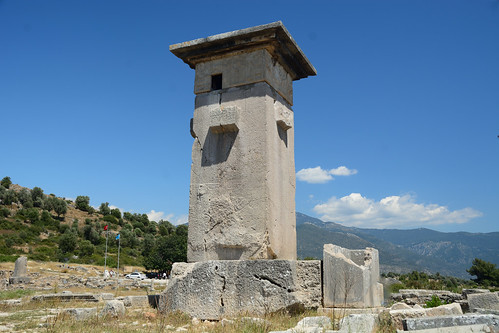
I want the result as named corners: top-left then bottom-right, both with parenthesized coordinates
top-left (323, 244), bottom-right (383, 308)
top-left (170, 22), bottom-right (316, 262)
top-left (9, 256), bottom-right (30, 284)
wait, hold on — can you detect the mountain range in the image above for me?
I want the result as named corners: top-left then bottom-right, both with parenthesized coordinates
top-left (296, 212), bottom-right (499, 279)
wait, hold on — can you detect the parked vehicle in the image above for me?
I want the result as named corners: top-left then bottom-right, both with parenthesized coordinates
top-left (145, 272), bottom-right (161, 279)
top-left (125, 272), bottom-right (146, 280)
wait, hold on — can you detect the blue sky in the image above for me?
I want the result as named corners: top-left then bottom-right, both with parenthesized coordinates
top-left (1, 0), bottom-right (498, 232)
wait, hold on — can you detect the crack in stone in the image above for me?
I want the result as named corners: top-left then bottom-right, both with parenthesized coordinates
top-left (254, 275), bottom-right (292, 292)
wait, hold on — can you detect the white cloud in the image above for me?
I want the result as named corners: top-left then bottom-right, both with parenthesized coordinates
top-left (296, 167), bottom-right (333, 184)
top-left (313, 193), bottom-right (482, 228)
top-left (329, 166), bottom-right (358, 176)
top-left (296, 166), bottom-right (358, 184)
top-left (146, 210), bottom-right (188, 225)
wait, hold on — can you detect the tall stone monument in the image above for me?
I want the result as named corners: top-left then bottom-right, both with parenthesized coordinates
top-left (170, 21), bottom-right (316, 262)
top-left (162, 22), bottom-right (321, 319)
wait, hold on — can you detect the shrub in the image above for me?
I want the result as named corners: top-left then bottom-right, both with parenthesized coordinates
top-left (425, 295), bottom-right (446, 308)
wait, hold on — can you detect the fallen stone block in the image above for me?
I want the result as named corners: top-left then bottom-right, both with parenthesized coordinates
top-left (122, 295), bottom-right (148, 307)
top-left (425, 303), bottom-right (463, 317)
top-left (396, 324), bottom-right (494, 333)
top-left (62, 307), bottom-right (98, 320)
top-left (100, 300), bottom-right (125, 317)
top-left (159, 259), bottom-right (321, 320)
top-left (468, 292), bottom-right (499, 312)
top-left (391, 289), bottom-right (463, 306)
top-left (403, 314), bottom-right (499, 331)
top-left (333, 314), bottom-right (377, 333)
top-left (31, 293), bottom-right (99, 302)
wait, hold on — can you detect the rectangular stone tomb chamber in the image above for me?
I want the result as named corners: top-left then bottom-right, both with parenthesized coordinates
top-left (170, 21), bottom-right (316, 262)
top-left (159, 260), bottom-right (322, 320)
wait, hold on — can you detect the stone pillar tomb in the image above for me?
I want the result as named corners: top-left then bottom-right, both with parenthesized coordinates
top-left (170, 21), bottom-right (316, 262)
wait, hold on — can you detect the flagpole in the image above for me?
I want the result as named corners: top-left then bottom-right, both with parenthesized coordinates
top-left (104, 227), bottom-right (108, 275)
top-left (117, 235), bottom-right (121, 282)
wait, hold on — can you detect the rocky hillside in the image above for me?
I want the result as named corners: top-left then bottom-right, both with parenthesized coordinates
top-left (296, 212), bottom-right (499, 279)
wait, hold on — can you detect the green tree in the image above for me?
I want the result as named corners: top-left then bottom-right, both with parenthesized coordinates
top-left (59, 230), bottom-right (78, 254)
top-left (99, 202), bottom-right (111, 216)
top-left (143, 225), bottom-right (187, 272)
top-left (110, 208), bottom-right (121, 219)
top-left (2, 189), bottom-right (17, 205)
top-left (82, 225), bottom-right (101, 245)
top-left (18, 189), bottom-right (33, 208)
top-left (75, 196), bottom-right (91, 212)
top-left (31, 187), bottom-right (44, 207)
top-left (0, 177), bottom-right (12, 189)
top-left (467, 258), bottom-right (499, 286)
top-left (78, 240), bottom-right (95, 257)
top-left (52, 198), bottom-right (67, 218)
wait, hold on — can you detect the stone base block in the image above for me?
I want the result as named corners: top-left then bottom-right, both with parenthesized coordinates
top-left (159, 260), bottom-right (321, 320)
top-left (9, 276), bottom-right (30, 284)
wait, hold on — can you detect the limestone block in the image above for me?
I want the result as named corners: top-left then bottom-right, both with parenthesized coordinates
top-left (188, 82), bottom-right (296, 262)
top-left (63, 307), bottom-right (98, 320)
top-left (122, 295), bottom-right (149, 307)
top-left (468, 292), bottom-right (499, 312)
top-left (388, 308), bottom-right (427, 330)
top-left (391, 302), bottom-right (413, 310)
top-left (12, 256), bottom-right (27, 277)
top-left (396, 324), bottom-right (493, 333)
top-left (9, 256), bottom-right (30, 284)
top-left (275, 103), bottom-right (293, 131)
top-left (209, 106), bottom-right (239, 134)
top-left (323, 244), bottom-right (382, 308)
top-left (403, 314), bottom-right (499, 331)
top-left (194, 49), bottom-right (294, 105)
top-left (425, 303), bottom-right (463, 317)
top-left (100, 300), bottom-right (125, 317)
top-left (336, 314), bottom-right (377, 333)
top-left (159, 260), bottom-right (321, 320)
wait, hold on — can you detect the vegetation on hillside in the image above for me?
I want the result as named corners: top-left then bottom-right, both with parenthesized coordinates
top-left (384, 258), bottom-right (499, 293)
top-left (0, 176), bottom-right (187, 273)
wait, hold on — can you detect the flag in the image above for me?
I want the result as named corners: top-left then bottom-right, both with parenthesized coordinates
top-left (104, 225), bottom-right (108, 231)
top-left (116, 234), bottom-right (120, 240)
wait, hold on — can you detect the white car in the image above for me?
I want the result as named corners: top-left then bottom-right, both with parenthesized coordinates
top-left (125, 272), bottom-right (146, 280)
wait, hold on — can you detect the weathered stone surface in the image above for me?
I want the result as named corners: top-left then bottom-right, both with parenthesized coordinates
top-left (397, 324), bottom-right (494, 333)
top-left (468, 292), bottom-right (499, 312)
top-left (100, 300), bottom-right (125, 317)
top-left (171, 22), bottom-right (316, 263)
top-left (391, 302), bottom-right (413, 310)
top-left (187, 82), bottom-right (297, 262)
top-left (425, 303), bottom-right (463, 317)
top-left (403, 314), bottom-right (499, 331)
top-left (391, 289), bottom-right (463, 306)
top-left (62, 307), bottom-right (98, 320)
top-left (323, 244), bottom-right (383, 308)
top-left (9, 256), bottom-right (30, 284)
top-left (121, 295), bottom-right (148, 307)
top-left (31, 293), bottom-right (99, 302)
top-left (334, 314), bottom-right (377, 333)
top-left (169, 21), bottom-right (317, 93)
top-left (12, 256), bottom-right (27, 276)
top-left (159, 260), bottom-right (321, 320)
top-left (463, 289), bottom-right (491, 298)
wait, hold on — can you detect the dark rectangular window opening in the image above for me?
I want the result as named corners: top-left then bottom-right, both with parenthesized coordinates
top-left (211, 74), bottom-right (222, 91)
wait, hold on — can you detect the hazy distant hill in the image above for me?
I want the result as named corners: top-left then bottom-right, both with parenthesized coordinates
top-left (296, 212), bottom-right (499, 279)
